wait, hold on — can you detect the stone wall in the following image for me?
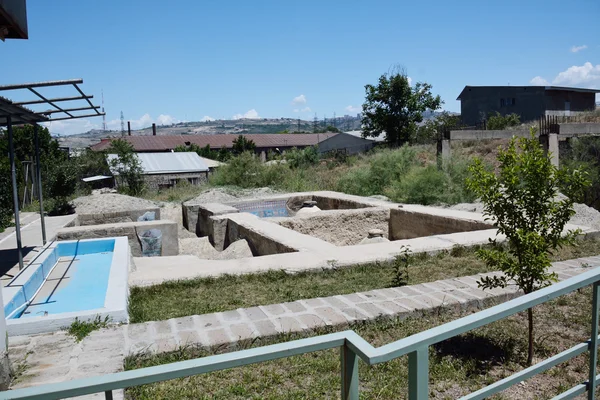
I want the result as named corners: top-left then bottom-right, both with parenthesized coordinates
top-left (389, 208), bottom-right (492, 240)
top-left (55, 220), bottom-right (178, 257)
top-left (274, 208), bottom-right (390, 246)
top-left (75, 207), bottom-right (161, 226)
top-left (144, 172), bottom-right (208, 189)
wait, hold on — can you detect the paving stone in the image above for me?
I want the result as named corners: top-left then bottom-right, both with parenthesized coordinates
top-left (220, 310), bottom-right (243, 322)
top-left (395, 298), bottom-right (429, 311)
top-left (355, 302), bottom-right (388, 317)
top-left (243, 306), bottom-right (268, 321)
top-left (340, 293), bottom-right (367, 304)
top-left (76, 357), bottom-right (123, 375)
top-left (194, 314), bottom-right (220, 329)
top-left (260, 304), bottom-right (286, 316)
top-left (314, 307), bottom-right (348, 325)
top-left (392, 286), bottom-right (423, 297)
top-left (324, 296), bottom-right (350, 310)
top-left (558, 260), bottom-right (581, 268)
top-left (126, 323), bottom-right (151, 340)
top-left (359, 291), bottom-right (389, 301)
top-left (410, 283), bottom-right (437, 294)
top-left (81, 335), bottom-right (124, 353)
top-left (128, 340), bottom-right (153, 354)
top-left (173, 316), bottom-right (196, 331)
top-left (377, 301), bottom-right (411, 316)
top-left (283, 301), bottom-right (306, 313)
top-left (230, 323), bottom-right (255, 340)
top-left (206, 329), bottom-right (232, 346)
top-left (372, 288), bottom-right (402, 300)
top-left (439, 279), bottom-right (471, 289)
top-left (152, 320), bottom-right (172, 335)
top-left (273, 317), bottom-right (302, 333)
top-left (9, 336), bottom-right (32, 347)
top-left (303, 298), bottom-right (327, 308)
top-left (177, 330), bottom-right (202, 345)
top-left (14, 365), bottom-right (71, 387)
top-left (341, 307), bottom-right (370, 321)
top-left (254, 320), bottom-right (278, 336)
top-left (458, 287), bottom-right (494, 300)
top-left (297, 313), bottom-right (325, 329)
top-left (152, 338), bottom-right (178, 353)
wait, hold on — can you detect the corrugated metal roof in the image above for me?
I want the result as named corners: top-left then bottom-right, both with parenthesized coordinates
top-left (107, 152), bottom-right (209, 175)
top-left (197, 156), bottom-right (225, 168)
top-left (91, 133), bottom-right (338, 152)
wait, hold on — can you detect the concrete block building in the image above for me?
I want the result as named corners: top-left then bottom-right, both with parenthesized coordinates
top-left (457, 85), bottom-right (600, 126)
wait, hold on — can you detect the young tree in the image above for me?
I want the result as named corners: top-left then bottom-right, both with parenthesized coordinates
top-left (361, 68), bottom-right (442, 145)
top-left (108, 139), bottom-right (145, 195)
top-left (467, 129), bottom-right (589, 366)
top-left (232, 135), bottom-right (256, 155)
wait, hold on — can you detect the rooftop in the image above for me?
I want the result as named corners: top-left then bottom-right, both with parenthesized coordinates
top-left (107, 152), bottom-right (209, 175)
top-left (91, 133), bottom-right (338, 152)
top-left (457, 85), bottom-right (600, 100)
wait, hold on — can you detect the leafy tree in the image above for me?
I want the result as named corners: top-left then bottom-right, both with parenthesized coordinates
top-left (562, 137), bottom-right (600, 209)
top-left (174, 143), bottom-right (230, 162)
top-left (486, 112), bottom-right (521, 130)
top-left (415, 112), bottom-right (463, 144)
top-left (232, 135), bottom-right (256, 155)
top-left (285, 146), bottom-right (320, 169)
top-left (466, 129), bottom-right (589, 366)
top-left (108, 139), bottom-right (145, 195)
top-left (361, 68), bottom-right (442, 145)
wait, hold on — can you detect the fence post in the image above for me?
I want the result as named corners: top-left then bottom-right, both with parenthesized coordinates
top-left (341, 343), bottom-right (359, 400)
top-left (408, 347), bottom-right (429, 400)
top-left (589, 282), bottom-right (600, 400)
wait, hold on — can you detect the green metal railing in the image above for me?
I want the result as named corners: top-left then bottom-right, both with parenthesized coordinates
top-left (3, 266), bottom-right (600, 400)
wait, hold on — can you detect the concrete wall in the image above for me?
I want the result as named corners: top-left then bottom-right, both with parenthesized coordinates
top-left (389, 208), bottom-right (492, 240)
top-left (182, 202), bottom-right (239, 237)
top-left (55, 220), bottom-right (178, 257)
top-left (144, 172), bottom-right (208, 189)
top-left (214, 213), bottom-right (335, 256)
top-left (76, 207), bottom-right (161, 226)
top-left (312, 193), bottom-right (372, 210)
top-left (558, 123), bottom-right (600, 136)
top-left (274, 208), bottom-right (390, 246)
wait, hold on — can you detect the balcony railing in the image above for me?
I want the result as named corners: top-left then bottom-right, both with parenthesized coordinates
top-left (2, 266), bottom-right (600, 400)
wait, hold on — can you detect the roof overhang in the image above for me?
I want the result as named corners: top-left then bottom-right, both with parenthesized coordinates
top-left (457, 85), bottom-right (600, 100)
top-left (0, 0), bottom-right (28, 40)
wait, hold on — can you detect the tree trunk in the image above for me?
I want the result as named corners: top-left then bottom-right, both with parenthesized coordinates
top-left (527, 307), bottom-right (534, 366)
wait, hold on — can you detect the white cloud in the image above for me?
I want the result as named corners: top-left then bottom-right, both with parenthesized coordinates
top-left (345, 105), bottom-right (361, 113)
top-left (156, 114), bottom-right (179, 126)
top-left (552, 62), bottom-right (600, 86)
top-left (530, 76), bottom-right (549, 86)
top-left (291, 94), bottom-right (307, 105)
top-left (200, 116), bottom-right (215, 122)
top-left (42, 118), bottom-right (100, 136)
top-left (232, 109), bottom-right (260, 120)
top-left (293, 107), bottom-right (311, 113)
top-left (570, 45), bottom-right (588, 53)
top-left (408, 76), bottom-right (412, 86)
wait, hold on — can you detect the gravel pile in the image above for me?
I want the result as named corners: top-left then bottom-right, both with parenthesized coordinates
top-left (72, 193), bottom-right (159, 214)
top-left (186, 187), bottom-right (280, 204)
top-left (447, 202), bottom-right (600, 230)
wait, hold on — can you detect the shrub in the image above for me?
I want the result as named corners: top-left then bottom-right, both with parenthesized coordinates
top-left (486, 112), bottom-right (521, 130)
top-left (386, 165), bottom-right (447, 205)
top-left (0, 159), bottom-right (12, 231)
top-left (285, 146), bottom-right (319, 169)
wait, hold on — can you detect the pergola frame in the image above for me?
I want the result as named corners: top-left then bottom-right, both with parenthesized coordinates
top-left (0, 79), bottom-right (104, 270)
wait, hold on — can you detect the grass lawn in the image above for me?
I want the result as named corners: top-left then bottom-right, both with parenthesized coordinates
top-left (125, 285), bottom-right (596, 399)
top-left (128, 238), bottom-right (600, 323)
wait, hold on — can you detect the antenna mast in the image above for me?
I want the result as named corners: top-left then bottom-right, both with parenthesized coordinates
top-left (101, 90), bottom-right (107, 132)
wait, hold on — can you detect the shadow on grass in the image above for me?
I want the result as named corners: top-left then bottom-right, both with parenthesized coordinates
top-left (433, 332), bottom-right (518, 373)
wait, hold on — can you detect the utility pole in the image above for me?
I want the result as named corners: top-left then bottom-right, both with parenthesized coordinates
top-left (120, 111), bottom-right (125, 137)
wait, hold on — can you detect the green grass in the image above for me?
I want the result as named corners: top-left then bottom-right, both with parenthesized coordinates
top-left (125, 286), bottom-right (595, 399)
top-left (128, 239), bottom-right (600, 324)
top-left (67, 315), bottom-right (110, 342)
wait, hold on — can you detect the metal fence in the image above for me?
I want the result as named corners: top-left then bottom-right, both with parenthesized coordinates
top-left (3, 266), bottom-right (600, 400)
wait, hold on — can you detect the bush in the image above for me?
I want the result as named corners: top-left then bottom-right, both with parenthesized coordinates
top-left (486, 112), bottom-right (521, 130)
top-left (210, 152), bottom-right (286, 188)
top-left (386, 165), bottom-right (448, 205)
top-left (0, 159), bottom-right (12, 231)
top-left (285, 146), bottom-right (319, 169)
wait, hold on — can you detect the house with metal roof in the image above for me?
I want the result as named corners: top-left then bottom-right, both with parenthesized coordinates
top-left (457, 85), bottom-right (600, 126)
top-left (107, 152), bottom-right (209, 189)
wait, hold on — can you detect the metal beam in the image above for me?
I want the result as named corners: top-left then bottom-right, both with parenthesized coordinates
top-left (0, 79), bottom-right (84, 91)
top-left (15, 95), bottom-right (93, 106)
top-left (27, 88), bottom-right (73, 117)
top-left (47, 112), bottom-right (105, 122)
top-left (33, 125), bottom-right (46, 245)
top-left (72, 84), bottom-right (101, 115)
top-left (7, 116), bottom-right (24, 271)
top-left (36, 106), bottom-right (100, 115)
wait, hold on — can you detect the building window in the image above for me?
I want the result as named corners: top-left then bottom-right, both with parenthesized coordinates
top-left (500, 98), bottom-right (505, 107)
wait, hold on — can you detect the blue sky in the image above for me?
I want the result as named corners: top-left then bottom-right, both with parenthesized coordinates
top-left (2, 0), bottom-right (599, 135)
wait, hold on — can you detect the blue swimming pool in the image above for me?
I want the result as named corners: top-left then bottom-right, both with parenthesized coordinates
top-left (3, 237), bottom-right (130, 336)
top-left (231, 200), bottom-right (289, 218)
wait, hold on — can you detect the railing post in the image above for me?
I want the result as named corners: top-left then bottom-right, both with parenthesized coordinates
top-left (589, 282), bottom-right (600, 400)
top-left (105, 390), bottom-right (113, 400)
top-left (341, 343), bottom-right (359, 400)
top-left (408, 347), bottom-right (429, 400)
